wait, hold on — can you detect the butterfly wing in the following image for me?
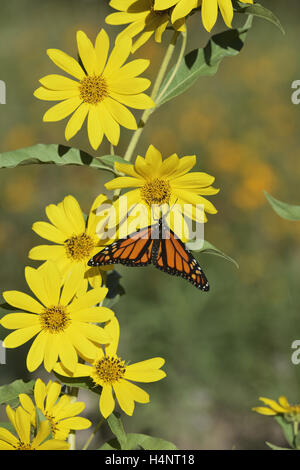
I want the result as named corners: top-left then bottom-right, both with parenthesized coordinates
top-left (88, 226), bottom-right (154, 267)
top-left (153, 224), bottom-right (209, 291)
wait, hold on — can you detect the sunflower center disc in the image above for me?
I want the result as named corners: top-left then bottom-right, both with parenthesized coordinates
top-left (40, 306), bottom-right (70, 333)
top-left (141, 178), bottom-right (171, 206)
top-left (91, 356), bottom-right (126, 385)
top-left (16, 441), bottom-right (32, 450)
top-left (45, 412), bottom-right (59, 436)
top-left (64, 233), bottom-right (94, 261)
top-left (79, 75), bottom-right (108, 104)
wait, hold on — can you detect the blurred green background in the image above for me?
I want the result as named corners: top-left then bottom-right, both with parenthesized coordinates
top-left (0, 0), bottom-right (299, 450)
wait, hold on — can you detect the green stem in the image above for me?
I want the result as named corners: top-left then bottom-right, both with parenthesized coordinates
top-left (123, 30), bottom-right (180, 164)
top-left (156, 29), bottom-right (187, 105)
top-left (294, 421), bottom-right (299, 439)
top-left (67, 386), bottom-right (79, 450)
top-left (82, 418), bottom-right (105, 450)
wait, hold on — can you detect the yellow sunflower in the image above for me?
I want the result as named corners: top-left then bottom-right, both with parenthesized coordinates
top-left (199, 0), bottom-right (254, 32)
top-left (0, 261), bottom-right (114, 373)
top-left (54, 317), bottom-right (166, 418)
top-left (106, 0), bottom-right (186, 53)
top-left (19, 378), bottom-right (91, 440)
top-left (253, 396), bottom-right (300, 421)
top-left (155, 0), bottom-right (254, 33)
top-left (0, 405), bottom-right (69, 450)
top-left (29, 194), bottom-right (111, 289)
top-left (104, 144), bottom-right (219, 241)
top-left (34, 29), bottom-right (154, 149)
top-left (154, 0), bottom-right (201, 25)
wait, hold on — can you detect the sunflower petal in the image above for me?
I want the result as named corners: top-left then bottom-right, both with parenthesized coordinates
top-left (113, 381), bottom-right (135, 416)
top-left (45, 381), bottom-right (62, 410)
top-left (26, 331), bottom-right (48, 371)
top-left (32, 221), bottom-right (66, 244)
top-left (100, 384), bottom-right (115, 418)
top-left (87, 105), bottom-right (104, 150)
top-left (47, 49), bottom-right (86, 80)
top-left (258, 397), bottom-right (287, 413)
top-left (201, 0), bottom-right (218, 32)
top-left (60, 264), bottom-right (84, 306)
top-left (39, 74), bottom-right (80, 90)
top-left (69, 287), bottom-right (108, 312)
top-left (43, 96), bottom-right (82, 122)
top-left (103, 35), bottom-right (132, 77)
top-left (95, 29), bottom-right (110, 75)
top-left (252, 406), bottom-right (277, 416)
top-left (65, 103), bottom-right (89, 141)
top-left (77, 30), bottom-right (97, 76)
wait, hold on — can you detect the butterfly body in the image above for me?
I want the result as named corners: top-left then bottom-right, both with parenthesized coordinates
top-left (88, 219), bottom-right (209, 291)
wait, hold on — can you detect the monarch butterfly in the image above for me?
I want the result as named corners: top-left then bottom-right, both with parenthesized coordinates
top-left (88, 218), bottom-right (209, 291)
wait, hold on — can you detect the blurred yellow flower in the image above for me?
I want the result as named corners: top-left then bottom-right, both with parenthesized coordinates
top-left (19, 378), bottom-right (91, 440)
top-left (106, 0), bottom-right (186, 53)
top-left (0, 261), bottom-right (114, 373)
top-left (232, 161), bottom-right (277, 210)
top-left (3, 125), bottom-right (36, 151)
top-left (253, 396), bottom-right (300, 421)
top-left (0, 406), bottom-right (69, 450)
top-left (29, 194), bottom-right (111, 289)
top-left (34, 29), bottom-right (154, 149)
top-left (4, 175), bottom-right (36, 213)
top-left (55, 317), bottom-right (166, 418)
top-left (105, 144), bottom-right (219, 240)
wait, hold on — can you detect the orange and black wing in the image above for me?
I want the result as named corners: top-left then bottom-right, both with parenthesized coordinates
top-left (88, 226), bottom-right (154, 268)
top-left (154, 229), bottom-right (209, 291)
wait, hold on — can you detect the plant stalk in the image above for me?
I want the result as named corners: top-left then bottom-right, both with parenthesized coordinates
top-left (123, 30), bottom-right (180, 164)
top-left (67, 386), bottom-right (79, 450)
top-left (82, 418), bottom-right (105, 450)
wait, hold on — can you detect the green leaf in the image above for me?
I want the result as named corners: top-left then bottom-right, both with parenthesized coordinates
top-left (53, 373), bottom-right (102, 395)
top-left (102, 271), bottom-right (125, 309)
top-left (234, 1), bottom-right (285, 34)
top-left (264, 191), bottom-right (300, 221)
top-left (99, 433), bottom-right (177, 451)
top-left (157, 16), bottom-right (252, 107)
top-left (98, 154), bottom-right (126, 168)
top-left (186, 240), bottom-right (239, 269)
top-left (0, 144), bottom-right (118, 174)
top-left (36, 408), bottom-right (47, 427)
top-left (99, 438), bottom-right (121, 450)
top-left (265, 441), bottom-right (291, 450)
top-left (275, 416), bottom-right (294, 448)
top-left (0, 379), bottom-right (35, 406)
top-left (102, 295), bottom-right (123, 309)
top-left (0, 422), bottom-right (15, 433)
top-left (107, 412), bottom-right (127, 450)
top-left (126, 434), bottom-right (177, 450)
